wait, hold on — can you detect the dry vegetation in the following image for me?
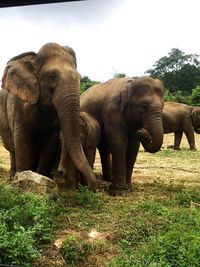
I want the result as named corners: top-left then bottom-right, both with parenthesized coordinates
top-left (0, 133), bottom-right (200, 267)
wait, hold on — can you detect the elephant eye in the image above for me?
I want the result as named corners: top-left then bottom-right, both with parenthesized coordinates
top-left (48, 71), bottom-right (58, 81)
top-left (47, 70), bottom-right (59, 87)
top-left (141, 101), bottom-right (149, 111)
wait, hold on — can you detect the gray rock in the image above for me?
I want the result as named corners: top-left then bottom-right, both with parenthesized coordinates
top-left (12, 170), bottom-right (57, 195)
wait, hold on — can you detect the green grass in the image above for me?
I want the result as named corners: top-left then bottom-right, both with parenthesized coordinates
top-left (57, 182), bottom-right (200, 266)
top-left (0, 135), bottom-right (200, 266)
top-left (1, 176), bottom-right (200, 266)
top-left (0, 183), bottom-right (63, 266)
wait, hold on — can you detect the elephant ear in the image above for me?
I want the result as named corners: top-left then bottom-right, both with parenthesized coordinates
top-left (191, 107), bottom-right (198, 123)
top-left (1, 52), bottom-right (39, 104)
top-left (120, 79), bottom-right (134, 111)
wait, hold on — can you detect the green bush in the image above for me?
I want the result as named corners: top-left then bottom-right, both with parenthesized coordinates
top-left (80, 76), bottom-right (99, 93)
top-left (164, 89), bottom-right (190, 104)
top-left (0, 183), bottom-right (61, 266)
top-left (188, 85), bottom-right (200, 106)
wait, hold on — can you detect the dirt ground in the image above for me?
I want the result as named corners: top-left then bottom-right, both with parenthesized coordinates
top-left (1, 133), bottom-right (199, 186)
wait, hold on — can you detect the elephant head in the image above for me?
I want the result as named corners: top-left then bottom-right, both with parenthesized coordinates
top-left (1, 42), bottom-right (96, 191)
top-left (122, 77), bottom-right (165, 153)
top-left (191, 107), bottom-right (200, 134)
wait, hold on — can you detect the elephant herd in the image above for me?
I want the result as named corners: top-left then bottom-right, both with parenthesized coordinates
top-left (0, 43), bottom-right (200, 196)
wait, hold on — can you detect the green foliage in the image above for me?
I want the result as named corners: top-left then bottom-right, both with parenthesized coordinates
top-left (0, 183), bottom-right (61, 266)
top-left (62, 235), bottom-right (93, 265)
top-left (80, 76), bottom-right (99, 93)
top-left (107, 189), bottom-right (200, 267)
top-left (59, 180), bottom-right (200, 267)
top-left (188, 85), bottom-right (200, 106)
top-left (113, 73), bottom-right (126, 78)
top-left (146, 48), bottom-right (200, 95)
top-left (75, 186), bottom-right (105, 210)
top-left (174, 188), bottom-right (200, 207)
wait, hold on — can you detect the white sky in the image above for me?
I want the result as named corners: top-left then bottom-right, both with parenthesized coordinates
top-left (0, 0), bottom-right (199, 82)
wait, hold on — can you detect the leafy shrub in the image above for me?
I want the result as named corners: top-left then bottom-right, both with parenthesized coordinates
top-left (80, 76), bottom-right (99, 93)
top-left (188, 85), bottom-right (200, 106)
top-left (164, 89), bottom-right (190, 104)
top-left (0, 183), bottom-right (61, 266)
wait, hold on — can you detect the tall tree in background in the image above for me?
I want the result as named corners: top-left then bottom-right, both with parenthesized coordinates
top-left (146, 48), bottom-right (200, 95)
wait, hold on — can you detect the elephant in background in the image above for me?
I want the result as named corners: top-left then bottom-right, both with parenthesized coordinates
top-left (162, 102), bottom-right (200, 150)
top-left (80, 76), bottom-right (165, 195)
top-left (0, 43), bottom-right (96, 191)
top-left (58, 111), bottom-right (100, 190)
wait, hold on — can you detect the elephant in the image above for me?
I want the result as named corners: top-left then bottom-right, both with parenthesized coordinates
top-left (162, 102), bottom-right (200, 150)
top-left (80, 76), bottom-right (165, 195)
top-left (58, 111), bottom-right (100, 190)
top-left (0, 42), bottom-right (96, 191)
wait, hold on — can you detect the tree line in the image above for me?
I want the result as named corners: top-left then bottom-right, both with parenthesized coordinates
top-left (81, 48), bottom-right (200, 106)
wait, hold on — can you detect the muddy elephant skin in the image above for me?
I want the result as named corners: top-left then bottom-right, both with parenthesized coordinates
top-left (162, 102), bottom-right (200, 150)
top-left (80, 77), bottom-right (165, 195)
top-left (58, 112), bottom-right (100, 190)
top-left (0, 43), bottom-right (96, 191)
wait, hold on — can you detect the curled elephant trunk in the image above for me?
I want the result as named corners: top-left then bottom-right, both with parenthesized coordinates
top-left (136, 106), bottom-right (164, 153)
top-left (53, 75), bottom-right (97, 192)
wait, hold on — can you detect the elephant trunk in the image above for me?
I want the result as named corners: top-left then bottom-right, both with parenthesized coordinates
top-left (136, 106), bottom-right (163, 153)
top-left (53, 77), bottom-right (96, 192)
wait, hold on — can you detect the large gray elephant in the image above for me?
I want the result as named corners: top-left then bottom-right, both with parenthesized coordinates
top-left (58, 111), bottom-right (100, 190)
top-left (80, 76), bottom-right (165, 195)
top-left (162, 102), bottom-right (200, 150)
top-left (0, 43), bottom-right (96, 191)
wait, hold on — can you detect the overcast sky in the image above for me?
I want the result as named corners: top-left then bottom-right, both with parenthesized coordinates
top-left (0, 0), bottom-right (200, 81)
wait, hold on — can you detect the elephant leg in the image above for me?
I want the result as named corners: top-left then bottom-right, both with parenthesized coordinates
top-left (98, 139), bottom-right (112, 181)
top-left (126, 137), bottom-right (140, 191)
top-left (14, 125), bottom-right (33, 172)
top-left (37, 131), bottom-right (58, 177)
top-left (105, 127), bottom-right (128, 195)
top-left (174, 131), bottom-right (183, 150)
top-left (184, 128), bottom-right (196, 150)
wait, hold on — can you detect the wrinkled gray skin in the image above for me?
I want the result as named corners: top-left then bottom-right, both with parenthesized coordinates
top-left (162, 102), bottom-right (200, 150)
top-left (58, 111), bottom-right (100, 190)
top-left (0, 43), bottom-right (96, 191)
top-left (80, 77), bottom-right (165, 195)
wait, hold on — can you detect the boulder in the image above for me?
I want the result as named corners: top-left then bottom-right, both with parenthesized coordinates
top-left (12, 170), bottom-right (57, 195)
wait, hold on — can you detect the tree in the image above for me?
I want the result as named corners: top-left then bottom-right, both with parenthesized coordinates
top-left (189, 85), bottom-right (200, 106)
top-left (146, 48), bottom-right (200, 95)
top-left (80, 76), bottom-right (99, 93)
top-left (113, 73), bottom-right (126, 78)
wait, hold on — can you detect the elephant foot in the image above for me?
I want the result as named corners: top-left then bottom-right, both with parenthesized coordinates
top-left (102, 175), bottom-right (112, 182)
top-left (9, 170), bottom-right (16, 181)
top-left (109, 183), bottom-right (129, 196)
top-left (127, 184), bottom-right (133, 192)
top-left (167, 145), bottom-right (174, 149)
